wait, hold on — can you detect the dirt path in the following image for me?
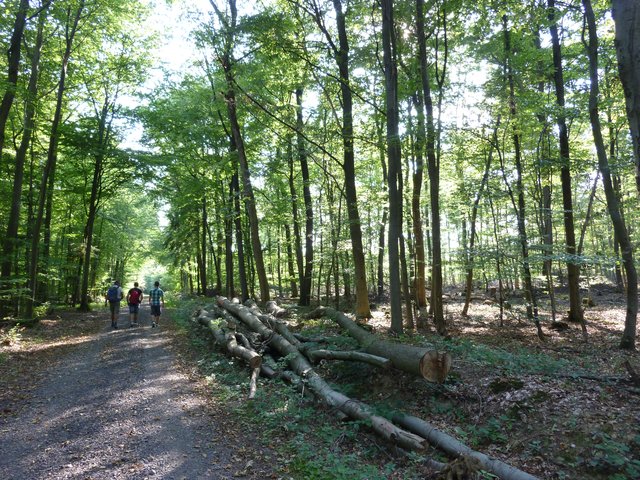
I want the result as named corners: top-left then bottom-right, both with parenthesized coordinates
top-left (0, 305), bottom-right (274, 479)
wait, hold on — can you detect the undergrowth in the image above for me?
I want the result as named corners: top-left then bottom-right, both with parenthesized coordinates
top-left (170, 299), bottom-right (639, 480)
top-left (171, 301), bottom-right (422, 479)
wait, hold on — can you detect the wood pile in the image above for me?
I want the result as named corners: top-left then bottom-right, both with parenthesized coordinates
top-left (192, 296), bottom-right (539, 480)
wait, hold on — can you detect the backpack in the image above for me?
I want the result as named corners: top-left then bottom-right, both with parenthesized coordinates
top-left (129, 288), bottom-right (141, 304)
top-left (107, 285), bottom-right (120, 302)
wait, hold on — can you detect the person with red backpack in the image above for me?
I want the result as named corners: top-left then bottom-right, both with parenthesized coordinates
top-left (126, 281), bottom-right (144, 327)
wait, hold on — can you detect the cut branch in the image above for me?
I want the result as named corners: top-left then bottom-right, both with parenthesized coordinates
top-left (305, 349), bottom-right (392, 369)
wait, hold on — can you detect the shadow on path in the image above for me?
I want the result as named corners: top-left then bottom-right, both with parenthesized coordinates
top-left (0, 305), bottom-right (272, 479)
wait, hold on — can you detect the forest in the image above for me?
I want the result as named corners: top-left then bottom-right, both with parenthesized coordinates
top-left (0, 0), bottom-right (639, 477)
top-left (1, 0), bottom-right (637, 344)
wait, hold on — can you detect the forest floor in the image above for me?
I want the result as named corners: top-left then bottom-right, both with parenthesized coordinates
top-left (0, 285), bottom-right (638, 479)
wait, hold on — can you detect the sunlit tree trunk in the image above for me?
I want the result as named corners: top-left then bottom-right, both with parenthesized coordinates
top-left (381, 0), bottom-right (403, 333)
top-left (411, 94), bottom-right (428, 327)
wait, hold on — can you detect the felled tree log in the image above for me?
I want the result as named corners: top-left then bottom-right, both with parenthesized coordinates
top-left (196, 315), bottom-right (262, 370)
top-left (393, 413), bottom-right (539, 480)
top-left (305, 349), bottom-right (392, 369)
top-left (266, 300), bottom-right (288, 317)
top-left (308, 307), bottom-right (452, 383)
top-left (217, 296), bottom-right (426, 451)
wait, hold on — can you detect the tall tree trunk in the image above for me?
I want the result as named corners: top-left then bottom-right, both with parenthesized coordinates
top-left (232, 171), bottom-right (249, 301)
top-left (332, 0), bottom-right (370, 318)
top-left (224, 178), bottom-right (235, 297)
top-left (462, 122), bottom-right (497, 317)
top-left (284, 224), bottom-right (298, 297)
top-left (583, 0), bottom-right (637, 350)
top-left (416, 0), bottom-right (446, 334)
top-left (382, 0), bottom-right (403, 333)
top-left (1, 7), bottom-right (46, 315)
top-left (200, 195), bottom-right (208, 295)
top-left (611, 0), bottom-right (640, 195)
top-left (411, 94), bottom-right (428, 327)
top-left (288, 141), bottom-right (304, 294)
top-left (0, 0), bottom-right (29, 161)
top-left (542, 185), bottom-right (557, 322)
top-left (213, 0), bottom-right (269, 302)
top-left (79, 100), bottom-right (113, 311)
top-left (502, 14), bottom-right (543, 339)
top-left (547, 0), bottom-right (583, 323)
top-left (26, 1), bottom-right (85, 318)
top-left (296, 88), bottom-right (314, 306)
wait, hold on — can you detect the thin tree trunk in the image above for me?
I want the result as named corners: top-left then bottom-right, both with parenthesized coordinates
top-left (411, 94), bottom-right (428, 327)
top-left (462, 122), bottom-right (497, 316)
top-left (288, 141), bottom-right (304, 294)
top-left (416, 0), bottom-right (445, 334)
top-left (213, 0), bottom-right (269, 302)
top-left (502, 14), bottom-right (543, 339)
top-left (296, 88), bottom-right (314, 306)
top-left (547, 0), bottom-right (583, 323)
top-left (80, 100), bottom-right (114, 311)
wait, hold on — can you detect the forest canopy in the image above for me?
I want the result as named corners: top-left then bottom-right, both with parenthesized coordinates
top-left (0, 0), bottom-right (637, 349)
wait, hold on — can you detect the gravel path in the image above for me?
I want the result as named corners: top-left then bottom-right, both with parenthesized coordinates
top-left (0, 305), bottom-right (274, 479)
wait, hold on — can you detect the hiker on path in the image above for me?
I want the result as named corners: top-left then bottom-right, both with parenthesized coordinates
top-left (126, 282), bottom-right (144, 327)
top-left (149, 281), bottom-right (164, 328)
top-left (106, 280), bottom-right (124, 329)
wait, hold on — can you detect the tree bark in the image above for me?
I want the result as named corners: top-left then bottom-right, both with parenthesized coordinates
top-left (393, 414), bottom-right (539, 480)
top-left (1, 6), bottom-right (46, 315)
top-left (306, 349), bottom-right (392, 369)
top-left (547, 0), bottom-right (583, 323)
top-left (307, 0), bottom-right (371, 317)
top-left (381, 0), bottom-right (403, 334)
top-left (411, 94), bottom-right (428, 326)
top-left (611, 0), bottom-right (640, 195)
top-left (296, 88), bottom-right (314, 306)
top-left (212, 0), bottom-right (270, 302)
top-left (582, 0), bottom-right (637, 350)
top-left (501, 13), bottom-right (543, 339)
top-left (80, 99), bottom-right (114, 311)
top-left (307, 306), bottom-right (451, 382)
top-left (26, 1), bottom-right (85, 318)
top-left (0, 0), bottom-right (30, 161)
top-left (462, 123), bottom-right (497, 317)
top-left (416, 0), bottom-right (445, 334)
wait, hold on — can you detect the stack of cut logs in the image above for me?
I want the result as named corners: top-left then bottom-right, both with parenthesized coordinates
top-left (192, 296), bottom-right (539, 480)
